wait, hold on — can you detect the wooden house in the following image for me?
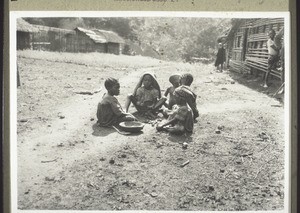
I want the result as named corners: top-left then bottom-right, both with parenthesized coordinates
top-left (224, 18), bottom-right (284, 80)
top-left (17, 18), bottom-right (38, 50)
top-left (66, 27), bottom-right (125, 54)
top-left (32, 25), bottom-right (75, 51)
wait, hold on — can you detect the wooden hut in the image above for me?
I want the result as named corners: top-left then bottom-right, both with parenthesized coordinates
top-left (17, 18), bottom-right (38, 50)
top-left (66, 27), bottom-right (125, 54)
top-left (32, 25), bottom-right (75, 51)
top-left (225, 18), bottom-right (284, 80)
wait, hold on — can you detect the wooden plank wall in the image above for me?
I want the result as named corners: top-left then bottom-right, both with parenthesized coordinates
top-left (245, 18), bottom-right (284, 79)
top-left (229, 18), bottom-right (284, 80)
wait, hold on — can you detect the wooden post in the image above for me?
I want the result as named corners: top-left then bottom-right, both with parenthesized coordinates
top-left (17, 65), bottom-right (21, 87)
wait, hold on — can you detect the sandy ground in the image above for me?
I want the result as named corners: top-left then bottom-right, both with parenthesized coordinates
top-left (16, 51), bottom-right (285, 210)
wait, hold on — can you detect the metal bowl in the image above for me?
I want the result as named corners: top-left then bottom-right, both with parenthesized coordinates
top-left (119, 121), bottom-right (145, 133)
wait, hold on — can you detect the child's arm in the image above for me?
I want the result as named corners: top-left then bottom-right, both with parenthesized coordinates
top-left (156, 118), bottom-right (177, 131)
top-left (110, 98), bottom-right (125, 117)
top-left (268, 39), bottom-right (279, 51)
top-left (164, 87), bottom-right (170, 97)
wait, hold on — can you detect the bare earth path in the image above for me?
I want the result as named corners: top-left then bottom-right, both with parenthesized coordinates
top-left (16, 51), bottom-right (285, 211)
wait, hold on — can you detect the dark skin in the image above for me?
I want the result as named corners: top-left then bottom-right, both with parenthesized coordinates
top-left (263, 31), bottom-right (280, 88)
top-left (164, 81), bottom-right (180, 97)
top-left (142, 75), bottom-right (153, 90)
top-left (156, 94), bottom-right (186, 133)
top-left (125, 74), bottom-right (166, 116)
top-left (107, 83), bottom-right (120, 96)
top-left (108, 83), bottom-right (136, 119)
top-left (268, 32), bottom-right (279, 51)
top-left (140, 74), bottom-right (166, 111)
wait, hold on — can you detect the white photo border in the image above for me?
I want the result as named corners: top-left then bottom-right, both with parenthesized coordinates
top-left (10, 11), bottom-right (291, 213)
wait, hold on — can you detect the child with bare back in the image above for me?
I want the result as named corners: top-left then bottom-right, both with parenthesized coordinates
top-left (164, 74), bottom-right (181, 109)
top-left (178, 73), bottom-right (199, 120)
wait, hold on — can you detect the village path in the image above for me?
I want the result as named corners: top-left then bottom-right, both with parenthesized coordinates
top-left (16, 57), bottom-right (285, 210)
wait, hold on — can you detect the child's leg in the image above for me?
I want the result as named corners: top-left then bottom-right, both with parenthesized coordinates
top-left (124, 94), bottom-right (133, 113)
top-left (167, 124), bottom-right (185, 135)
top-left (125, 94), bottom-right (144, 113)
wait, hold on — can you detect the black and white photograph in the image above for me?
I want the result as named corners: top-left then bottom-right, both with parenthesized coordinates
top-left (10, 12), bottom-right (290, 212)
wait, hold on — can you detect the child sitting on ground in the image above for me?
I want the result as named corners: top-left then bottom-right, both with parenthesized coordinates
top-left (156, 86), bottom-right (194, 134)
top-left (178, 73), bottom-right (199, 120)
top-left (97, 78), bottom-right (136, 127)
top-left (125, 73), bottom-right (166, 119)
top-left (164, 74), bottom-right (181, 109)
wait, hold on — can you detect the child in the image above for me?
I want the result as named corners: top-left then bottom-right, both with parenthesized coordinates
top-left (263, 29), bottom-right (280, 88)
top-left (97, 78), bottom-right (135, 127)
top-left (214, 43), bottom-right (226, 72)
top-left (178, 73), bottom-right (199, 120)
top-left (125, 73), bottom-right (166, 118)
top-left (164, 74), bottom-right (181, 109)
top-left (180, 73), bottom-right (194, 86)
top-left (156, 87), bottom-right (194, 134)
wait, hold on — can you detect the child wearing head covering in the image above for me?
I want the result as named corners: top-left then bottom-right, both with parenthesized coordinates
top-left (97, 78), bottom-right (136, 127)
top-left (164, 74), bottom-right (181, 109)
top-left (125, 73), bottom-right (166, 118)
top-left (156, 86), bottom-right (194, 134)
top-left (178, 73), bottom-right (199, 120)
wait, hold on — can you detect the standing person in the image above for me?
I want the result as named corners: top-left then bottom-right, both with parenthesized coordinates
top-left (214, 43), bottom-right (226, 72)
top-left (262, 29), bottom-right (280, 88)
top-left (97, 78), bottom-right (136, 127)
top-left (274, 27), bottom-right (284, 94)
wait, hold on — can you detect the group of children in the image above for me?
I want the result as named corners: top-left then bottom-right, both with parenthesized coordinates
top-left (96, 73), bottom-right (199, 134)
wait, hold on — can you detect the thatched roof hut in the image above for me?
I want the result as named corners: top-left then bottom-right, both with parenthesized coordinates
top-left (17, 18), bottom-right (38, 33)
top-left (17, 18), bottom-right (39, 50)
top-left (71, 27), bottom-right (125, 54)
top-left (34, 25), bottom-right (75, 34)
top-left (75, 27), bottom-right (124, 44)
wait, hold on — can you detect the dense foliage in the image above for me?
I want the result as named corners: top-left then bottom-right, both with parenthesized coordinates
top-left (24, 17), bottom-right (231, 62)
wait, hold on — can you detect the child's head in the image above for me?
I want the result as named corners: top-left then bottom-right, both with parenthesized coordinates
top-left (104, 78), bottom-right (120, 96)
top-left (180, 73), bottom-right (194, 86)
top-left (268, 29), bottom-right (275, 39)
top-left (169, 74), bottom-right (181, 88)
top-left (142, 74), bottom-right (153, 89)
top-left (174, 87), bottom-right (188, 105)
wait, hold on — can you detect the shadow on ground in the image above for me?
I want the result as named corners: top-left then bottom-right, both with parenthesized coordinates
top-left (228, 71), bottom-right (284, 104)
top-left (92, 123), bottom-right (115, 137)
top-left (92, 123), bottom-right (144, 137)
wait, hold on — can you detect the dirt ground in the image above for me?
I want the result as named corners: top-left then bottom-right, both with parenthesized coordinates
top-left (16, 50), bottom-right (285, 211)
